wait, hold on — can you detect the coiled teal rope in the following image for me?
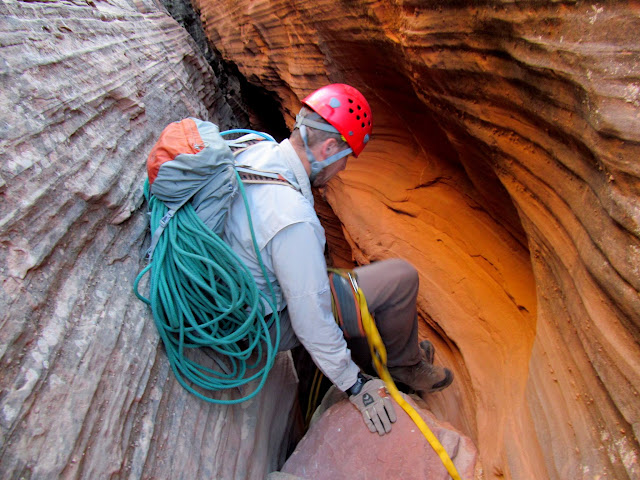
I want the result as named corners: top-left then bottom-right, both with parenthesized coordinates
top-left (134, 174), bottom-right (280, 404)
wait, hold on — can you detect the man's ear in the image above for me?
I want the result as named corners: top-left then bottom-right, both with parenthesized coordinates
top-left (321, 137), bottom-right (339, 157)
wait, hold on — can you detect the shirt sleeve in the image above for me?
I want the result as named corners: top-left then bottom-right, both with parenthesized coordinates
top-left (269, 221), bottom-right (360, 391)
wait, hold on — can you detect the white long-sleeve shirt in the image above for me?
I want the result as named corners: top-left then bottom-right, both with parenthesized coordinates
top-left (221, 139), bottom-right (359, 391)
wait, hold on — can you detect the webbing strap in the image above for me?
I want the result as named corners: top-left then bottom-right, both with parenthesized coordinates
top-left (237, 168), bottom-right (295, 188)
top-left (298, 124), bottom-right (352, 182)
top-left (295, 113), bottom-right (340, 133)
top-left (309, 148), bottom-right (352, 179)
top-left (146, 209), bottom-right (175, 261)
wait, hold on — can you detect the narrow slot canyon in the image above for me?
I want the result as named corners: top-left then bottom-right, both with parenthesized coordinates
top-left (0, 1), bottom-right (638, 479)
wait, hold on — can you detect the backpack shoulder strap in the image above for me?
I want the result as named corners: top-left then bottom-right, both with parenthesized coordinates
top-left (224, 131), bottom-right (296, 189)
top-left (235, 166), bottom-right (295, 189)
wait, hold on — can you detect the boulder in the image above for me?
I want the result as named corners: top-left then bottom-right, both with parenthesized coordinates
top-left (281, 389), bottom-right (478, 479)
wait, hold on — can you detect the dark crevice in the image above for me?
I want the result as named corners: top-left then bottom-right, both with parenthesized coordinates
top-left (160, 0), bottom-right (290, 141)
top-left (410, 176), bottom-right (451, 190)
top-left (386, 204), bottom-right (418, 219)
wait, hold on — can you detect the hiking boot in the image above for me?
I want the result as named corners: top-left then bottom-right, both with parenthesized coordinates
top-left (388, 359), bottom-right (453, 393)
top-left (420, 340), bottom-right (435, 364)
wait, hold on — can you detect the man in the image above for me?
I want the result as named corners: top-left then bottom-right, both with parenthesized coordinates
top-left (223, 84), bottom-right (453, 435)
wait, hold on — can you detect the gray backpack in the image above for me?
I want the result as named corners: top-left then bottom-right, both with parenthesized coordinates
top-left (134, 118), bottom-right (286, 404)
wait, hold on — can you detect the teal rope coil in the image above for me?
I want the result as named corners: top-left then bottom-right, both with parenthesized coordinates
top-left (134, 173), bottom-right (281, 404)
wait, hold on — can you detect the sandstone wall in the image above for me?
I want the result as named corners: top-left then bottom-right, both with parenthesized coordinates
top-left (195, 1), bottom-right (640, 478)
top-left (1, 0), bottom-right (639, 479)
top-left (0, 1), bottom-right (298, 478)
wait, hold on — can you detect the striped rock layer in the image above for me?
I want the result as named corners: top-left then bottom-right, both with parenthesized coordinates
top-left (1, 0), bottom-right (639, 479)
top-left (197, 1), bottom-right (640, 478)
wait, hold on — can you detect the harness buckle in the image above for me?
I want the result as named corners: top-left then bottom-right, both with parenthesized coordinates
top-left (159, 210), bottom-right (175, 228)
top-left (347, 271), bottom-right (359, 293)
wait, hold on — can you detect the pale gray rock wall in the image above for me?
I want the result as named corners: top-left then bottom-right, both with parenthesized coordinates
top-left (0, 1), bottom-right (298, 478)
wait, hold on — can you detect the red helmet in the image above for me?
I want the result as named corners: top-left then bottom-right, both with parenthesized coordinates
top-left (302, 84), bottom-right (372, 157)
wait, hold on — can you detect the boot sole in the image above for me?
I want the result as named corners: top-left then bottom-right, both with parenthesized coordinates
top-left (428, 368), bottom-right (454, 393)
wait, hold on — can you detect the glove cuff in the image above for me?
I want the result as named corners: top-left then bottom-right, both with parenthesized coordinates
top-left (347, 372), bottom-right (368, 396)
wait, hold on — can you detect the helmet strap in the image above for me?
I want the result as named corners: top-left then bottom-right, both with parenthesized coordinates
top-left (296, 114), bottom-right (340, 134)
top-left (299, 124), bottom-right (319, 164)
top-left (309, 148), bottom-right (352, 181)
top-left (298, 122), bottom-right (353, 182)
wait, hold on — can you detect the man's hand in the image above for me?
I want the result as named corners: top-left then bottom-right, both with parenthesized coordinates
top-left (348, 375), bottom-right (397, 435)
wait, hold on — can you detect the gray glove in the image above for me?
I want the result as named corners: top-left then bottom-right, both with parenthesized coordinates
top-left (348, 374), bottom-right (397, 435)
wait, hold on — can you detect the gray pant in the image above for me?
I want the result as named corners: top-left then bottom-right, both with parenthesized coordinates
top-left (348, 258), bottom-right (422, 370)
top-left (277, 258), bottom-right (422, 370)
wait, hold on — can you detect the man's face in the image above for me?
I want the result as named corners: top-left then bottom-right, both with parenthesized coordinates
top-left (311, 156), bottom-right (348, 188)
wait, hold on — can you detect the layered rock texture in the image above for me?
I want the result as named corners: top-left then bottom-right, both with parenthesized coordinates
top-left (1, 0), bottom-right (639, 479)
top-left (0, 1), bottom-right (297, 478)
top-left (192, 0), bottom-right (640, 478)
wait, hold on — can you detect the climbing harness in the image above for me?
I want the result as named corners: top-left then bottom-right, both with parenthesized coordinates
top-left (328, 269), bottom-right (365, 339)
top-left (134, 120), bottom-right (285, 404)
top-left (327, 268), bottom-right (462, 480)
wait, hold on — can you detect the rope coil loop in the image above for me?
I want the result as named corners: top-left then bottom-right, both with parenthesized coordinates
top-left (134, 130), bottom-right (281, 404)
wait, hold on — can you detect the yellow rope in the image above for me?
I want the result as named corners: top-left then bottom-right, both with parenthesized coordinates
top-left (356, 286), bottom-right (462, 480)
top-left (305, 367), bottom-right (323, 426)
